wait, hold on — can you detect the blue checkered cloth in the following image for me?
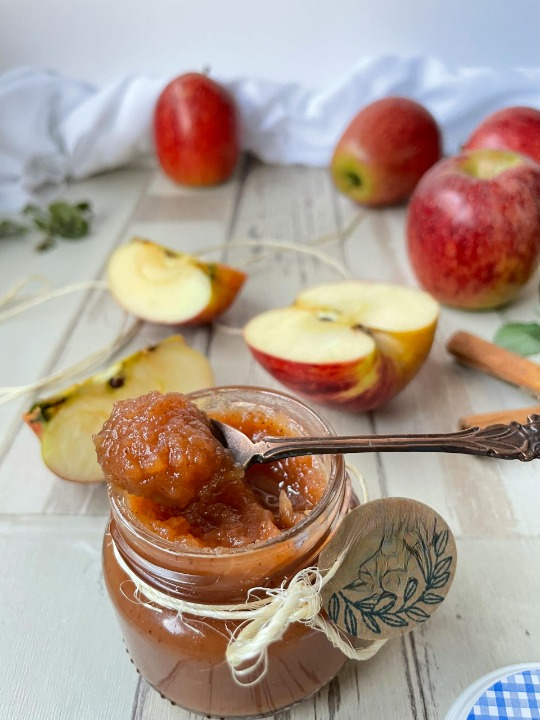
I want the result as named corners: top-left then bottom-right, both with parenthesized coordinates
top-left (467, 669), bottom-right (540, 719)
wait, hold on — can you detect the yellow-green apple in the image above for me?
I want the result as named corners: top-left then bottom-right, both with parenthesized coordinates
top-left (463, 106), bottom-right (540, 164)
top-left (244, 282), bottom-right (439, 412)
top-left (23, 335), bottom-right (214, 483)
top-left (331, 97), bottom-right (442, 207)
top-left (153, 72), bottom-right (240, 186)
top-left (107, 237), bottom-right (246, 325)
top-left (407, 148), bottom-right (540, 310)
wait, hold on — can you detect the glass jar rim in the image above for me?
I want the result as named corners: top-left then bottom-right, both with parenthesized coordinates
top-left (108, 385), bottom-right (346, 559)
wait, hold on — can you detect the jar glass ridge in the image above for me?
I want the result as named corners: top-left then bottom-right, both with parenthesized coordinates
top-left (102, 386), bottom-right (353, 718)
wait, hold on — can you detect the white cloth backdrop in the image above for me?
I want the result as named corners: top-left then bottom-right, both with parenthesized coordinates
top-left (1, 56), bottom-right (540, 211)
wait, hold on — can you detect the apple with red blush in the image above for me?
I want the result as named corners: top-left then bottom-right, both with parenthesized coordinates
top-left (244, 281), bottom-right (439, 412)
top-left (331, 97), bottom-right (442, 207)
top-left (107, 237), bottom-right (246, 325)
top-left (463, 106), bottom-right (540, 164)
top-left (153, 72), bottom-right (240, 186)
top-left (407, 148), bottom-right (540, 310)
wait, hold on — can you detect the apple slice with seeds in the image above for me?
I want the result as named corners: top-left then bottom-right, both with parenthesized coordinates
top-left (23, 335), bottom-right (214, 483)
top-left (244, 281), bottom-right (439, 412)
top-left (107, 237), bottom-right (246, 325)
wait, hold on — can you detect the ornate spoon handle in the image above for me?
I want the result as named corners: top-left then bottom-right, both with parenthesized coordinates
top-left (252, 415), bottom-right (540, 464)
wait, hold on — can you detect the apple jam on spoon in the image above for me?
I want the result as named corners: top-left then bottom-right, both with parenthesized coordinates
top-left (94, 390), bottom-right (327, 548)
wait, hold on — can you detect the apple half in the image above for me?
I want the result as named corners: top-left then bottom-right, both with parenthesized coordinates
top-left (107, 237), bottom-right (246, 325)
top-left (23, 335), bottom-right (215, 483)
top-left (244, 282), bottom-right (439, 412)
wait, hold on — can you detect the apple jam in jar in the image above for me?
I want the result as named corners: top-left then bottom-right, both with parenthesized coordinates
top-left (101, 386), bottom-right (352, 718)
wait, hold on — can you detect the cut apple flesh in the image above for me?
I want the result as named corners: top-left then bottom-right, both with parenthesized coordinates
top-left (298, 282), bottom-right (439, 332)
top-left (24, 335), bottom-right (215, 483)
top-left (245, 307), bottom-right (377, 363)
top-left (107, 237), bottom-right (245, 325)
top-left (244, 282), bottom-right (439, 411)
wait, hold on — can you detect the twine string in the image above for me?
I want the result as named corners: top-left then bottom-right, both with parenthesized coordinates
top-left (0, 213), bottom-right (366, 402)
top-left (0, 275), bottom-right (141, 405)
top-left (112, 539), bottom-right (385, 687)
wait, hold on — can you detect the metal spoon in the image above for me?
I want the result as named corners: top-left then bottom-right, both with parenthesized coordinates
top-left (211, 414), bottom-right (540, 469)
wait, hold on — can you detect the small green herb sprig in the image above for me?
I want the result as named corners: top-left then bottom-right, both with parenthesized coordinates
top-left (0, 200), bottom-right (92, 251)
top-left (494, 284), bottom-right (540, 356)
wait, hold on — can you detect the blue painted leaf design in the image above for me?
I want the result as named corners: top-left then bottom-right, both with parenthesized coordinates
top-left (373, 592), bottom-right (397, 613)
top-left (380, 613), bottom-right (409, 628)
top-left (404, 577), bottom-right (418, 603)
top-left (406, 538), bottom-right (430, 580)
top-left (405, 606), bottom-right (430, 622)
top-left (344, 605), bottom-right (358, 637)
top-left (361, 612), bottom-right (382, 635)
top-left (430, 571), bottom-right (450, 589)
top-left (434, 530), bottom-right (448, 557)
top-left (422, 590), bottom-right (444, 605)
top-left (328, 593), bottom-right (340, 623)
top-left (433, 556), bottom-right (452, 577)
top-left (352, 594), bottom-right (378, 611)
top-left (419, 534), bottom-right (434, 578)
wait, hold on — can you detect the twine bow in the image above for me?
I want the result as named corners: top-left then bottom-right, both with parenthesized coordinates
top-left (112, 540), bottom-right (385, 686)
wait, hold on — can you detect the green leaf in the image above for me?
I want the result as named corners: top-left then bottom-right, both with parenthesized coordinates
top-left (36, 235), bottom-right (56, 252)
top-left (2, 199), bottom-right (93, 251)
top-left (22, 203), bottom-right (44, 217)
top-left (48, 201), bottom-right (91, 239)
top-left (0, 219), bottom-right (28, 238)
top-left (494, 322), bottom-right (540, 356)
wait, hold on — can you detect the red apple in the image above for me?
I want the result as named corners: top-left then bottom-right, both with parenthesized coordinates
top-left (153, 72), bottom-right (240, 186)
top-left (330, 97), bottom-right (442, 207)
top-left (244, 281), bottom-right (439, 412)
top-left (463, 106), bottom-right (540, 164)
top-left (407, 148), bottom-right (540, 310)
top-left (107, 237), bottom-right (246, 325)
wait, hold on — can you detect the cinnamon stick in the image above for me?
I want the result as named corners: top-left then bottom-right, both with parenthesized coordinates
top-left (447, 330), bottom-right (540, 397)
top-left (458, 405), bottom-right (540, 429)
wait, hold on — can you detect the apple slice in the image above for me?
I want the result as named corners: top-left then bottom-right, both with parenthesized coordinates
top-left (244, 282), bottom-right (439, 412)
top-left (24, 335), bottom-right (215, 483)
top-left (107, 237), bottom-right (246, 325)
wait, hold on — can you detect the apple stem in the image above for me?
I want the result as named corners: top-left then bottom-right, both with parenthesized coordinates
top-left (345, 171), bottom-right (363, 188)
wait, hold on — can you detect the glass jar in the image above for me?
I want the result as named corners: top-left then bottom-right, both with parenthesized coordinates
top-left (102, 386), bottom-right (353, 718)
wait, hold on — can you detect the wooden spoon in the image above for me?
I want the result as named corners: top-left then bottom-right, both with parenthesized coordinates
top-left (319, 497), bottom-right (456, 641)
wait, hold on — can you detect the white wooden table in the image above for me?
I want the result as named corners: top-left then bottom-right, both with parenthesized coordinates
top-left (1, 159), bottom-right (539, 720)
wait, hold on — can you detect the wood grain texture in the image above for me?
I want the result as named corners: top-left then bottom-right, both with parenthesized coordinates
top-left (1, 163), bottom-right (539, 719)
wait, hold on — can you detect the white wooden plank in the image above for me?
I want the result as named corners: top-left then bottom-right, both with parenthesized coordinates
top-left (411, 537), bottom-right (540, 720)
top-left (0, 167), bottom-right (152, 446)
top-left (0, 515), bottom-right (136, 720)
